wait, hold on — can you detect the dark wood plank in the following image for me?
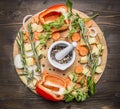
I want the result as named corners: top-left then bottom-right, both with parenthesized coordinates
top-left (0, 0), bottom-right (120, 109)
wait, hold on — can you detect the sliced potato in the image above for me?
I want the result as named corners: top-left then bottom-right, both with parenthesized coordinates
top-left (26, 57), bottom-right (35, 66)
top-left (31, 23), bottom-right (43, 32)
top-left (35, 40), bottom-right (40, 48)
top-left (96, 66), bottom-right (103, 73)
top-left (80, 37), bottom-right (97, 46)
top-left (82, 67), bottom-right (91, 76)
top-left (80, 56), bottom-right (88, 64)
top-left (24, 43), bottom-right (32, 51)
top-left (89, 37), bottom-right (97, 44)
top-left (92, 45), bottom-right (99, 55)
top-left (25, 51), bottom-right (34, 57)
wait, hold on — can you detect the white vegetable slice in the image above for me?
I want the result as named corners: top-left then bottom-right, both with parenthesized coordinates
top-left (80, 56), bottom-right (88, 64)
top-left (89, 27), bottom-right (98, 37)
top-left (25, 51), bottom-right (33, 57)
top-left (14, 54), bottom-right (23, 69)
top-left (24, 43), bottom-right (32, 52)
top-left (31, 23), bottom-right (43, 32)
top-left (23, 15), bottom-right (32, 31)
top-left (89, 37), bottom-right (97, 44)
top-left (35, 40), bottom-right (40, 48)
top-left (98, 56), bottom-right (102, 66)
top-left (96, 66), bottom-right (103, 73)
top-left (82, 67), bottom-right (91, 76)
top-left (80, 37), bottom-right (96, 46)
top-left (92, 45), bottom-right (99, 55)
top-left (26, 57), bottom-right (35, 66)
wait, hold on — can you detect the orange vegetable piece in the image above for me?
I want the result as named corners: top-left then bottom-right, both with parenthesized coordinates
top-left (33, 31), bottom-right (41, 41)
top-left (79, 46), bottom-right (88, 56)
top-left (85, 20), bottom-right (92, 28)
top-left (52, 32), bottom-right (60, 41)
top-left (75, 65), bottom-right (83, 74)
top-left (71, 32), bottom-right (81, 42)
top-left (31, 16), bottom-right (39, 23)
top-left (23, 32), bottom-right (30, 43)
top-left (36, 70), bottom-right (67, 101)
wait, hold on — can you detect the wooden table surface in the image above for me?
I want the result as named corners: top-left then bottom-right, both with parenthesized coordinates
top-left (0, 0), bottom-right (120, 109)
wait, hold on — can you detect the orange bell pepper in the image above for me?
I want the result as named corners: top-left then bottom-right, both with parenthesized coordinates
top-left (36, 71), bottom-right (67, 101)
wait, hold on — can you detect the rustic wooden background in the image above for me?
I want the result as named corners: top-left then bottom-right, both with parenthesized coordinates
top-left (0, 0), bottom-right (120, 109)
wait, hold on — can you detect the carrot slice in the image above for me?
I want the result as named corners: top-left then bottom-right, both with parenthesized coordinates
top-left (75, 65), bottom-right (83, 74)
top-left (23, 32), bottom-right (30, 43)
top-left (79, 46), bottom-right (88, 56)
top-left (85, 20), bottom-right (92, 28)
top-left (71, 32), bottom-right (81, 42)
top-left (33, 31), bottom-right (41, 40)
top-left (52, 32), bottom-right (60, 41)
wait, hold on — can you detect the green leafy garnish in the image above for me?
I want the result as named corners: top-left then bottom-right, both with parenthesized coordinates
top-left (43, 15), bottom-right (65, 32)
top-left (72, 72), bottom-right (78, 83)
top-left (66, 0), bottom-right (72, 14)
top-left (87, 76), bottom-right (96, 95)
top-left (64, 93), bottom-right (75, 102)
top-left (39, 32), bottom-right (52, 46)
top-left (64, 87), bottom-right (88, 102)
top-left (83, 13), bottom-right (99, 22)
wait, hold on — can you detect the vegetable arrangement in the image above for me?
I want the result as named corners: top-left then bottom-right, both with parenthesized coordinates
top-left (14, 0), bottom-right (107, 102)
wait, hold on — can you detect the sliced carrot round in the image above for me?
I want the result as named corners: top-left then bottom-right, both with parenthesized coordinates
top-left (71, 32), bottom-right (81, 42)
top-left (75, 65), bottom-right (83, 74)
top-left (52, 32), bottom-right (60, 41)
top-left (79, 46), bottom-right (88, 56)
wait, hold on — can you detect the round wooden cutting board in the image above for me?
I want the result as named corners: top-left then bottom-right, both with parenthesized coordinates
top-left (13, 9), bottom-right (107, 94)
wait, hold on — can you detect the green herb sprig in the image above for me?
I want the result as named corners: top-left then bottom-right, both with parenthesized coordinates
top-left (28, 24), bottom-right (41, 72)
top-left (16, 32), bottom-right (34, 85)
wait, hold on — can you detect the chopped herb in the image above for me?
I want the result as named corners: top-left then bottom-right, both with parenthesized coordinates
top-left (64, 87), bottom-right (88, 102)
top-left (83, 13), bottom-right (99, 22)
top-left (39, 32), bottom-right (52, 46)
top-left (43, 15), bottom-right (65, 32)
top-left (66, 0), bottom-right (73, 16)
top-left (64, 93), bottom-right (75, 102)
top-left (72, 72), bottom-right (78, 83)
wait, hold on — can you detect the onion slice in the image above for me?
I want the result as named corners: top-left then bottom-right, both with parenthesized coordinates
top-left (14, 54), bottom-right (23, 69)
top-left (23, 15), bottom-right (33, 31)
top-left (89, 27), bottom-right (98, 37)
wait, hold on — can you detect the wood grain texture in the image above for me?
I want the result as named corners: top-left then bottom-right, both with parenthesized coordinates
top-left (0, 0), bottom-right (120, 109)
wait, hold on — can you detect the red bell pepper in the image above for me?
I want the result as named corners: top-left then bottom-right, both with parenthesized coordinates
top-left (38, 4), bottom-right (69, 32)
top-left (39, 4), bottom-right (68, 24)
top-left (36, 71), bottom-right (67, 101)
